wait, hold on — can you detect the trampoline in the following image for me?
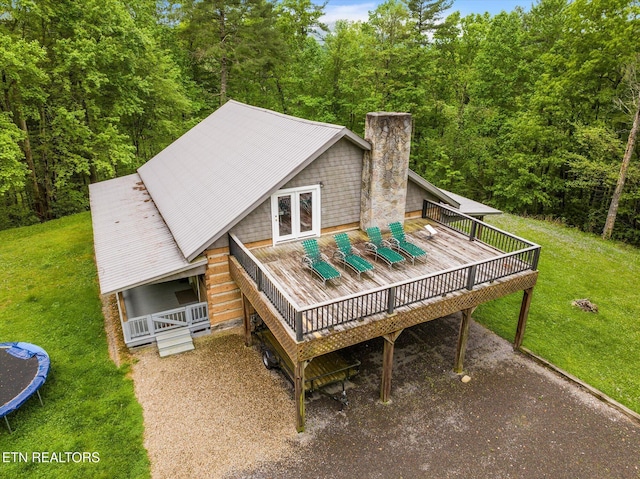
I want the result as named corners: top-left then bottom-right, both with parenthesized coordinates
top-left (0, 342), bottom-right (50, 433)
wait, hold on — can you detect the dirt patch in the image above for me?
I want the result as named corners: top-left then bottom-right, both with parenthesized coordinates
top-left (130, 331), bottom-right (297, 479)
top-left (100, 293), bottom-right (131, 367)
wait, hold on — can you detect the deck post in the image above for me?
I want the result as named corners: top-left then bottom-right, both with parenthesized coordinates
top-left (241, 293), bottom-right (252, 347)
top-left (466, 264), bottom-right (477, 291)
top-left (469, 221), bottom-right (477, 241)
top-left (386, 286), bottom-right (396, 315)
top-left (532, 248), bottom-right (541, 271)
top-left (454, 308), bottom-right (473, 374)
top-left (295, 312), bottom-right (303, 342)
top-left (380, 329), bottom-right (404, 403)
top-left (514, 287), bottom-right (534, 350)
top-left (294, 361), bottom-right (307, 432)
top-left (116, 291), bottom-right (130, 343)
top-left (256, 268), bottom-right (263, 292)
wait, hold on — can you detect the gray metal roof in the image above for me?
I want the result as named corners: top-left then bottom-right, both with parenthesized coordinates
top-left (439, 189), bottom-right (502, 216)
top-left (138, 100), bottom-right (371, 261)
top-left (407, 170), bottom-right (501, 216)
top-left (89, 173), bottom-right (206, 295)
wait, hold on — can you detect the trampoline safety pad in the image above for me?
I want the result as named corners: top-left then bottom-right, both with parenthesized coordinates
top-left (0, 342), bottom-right (50, 433)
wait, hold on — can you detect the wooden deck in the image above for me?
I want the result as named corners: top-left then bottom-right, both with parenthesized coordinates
top-left (229, 202), bottom-right (540, 432)
top-left (251, 218), bottom-right (505, 308)
top-left (230, 204), bottom-right (540, 345)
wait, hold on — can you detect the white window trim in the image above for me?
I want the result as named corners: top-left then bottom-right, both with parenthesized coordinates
top-left (271, 184), bottom-right (321, 245)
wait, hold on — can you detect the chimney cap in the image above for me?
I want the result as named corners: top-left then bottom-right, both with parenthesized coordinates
top-left (367, 111), bottom-right (411, 117)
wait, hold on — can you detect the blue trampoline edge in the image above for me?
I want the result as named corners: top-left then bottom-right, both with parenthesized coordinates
top-left (0, 342), bottom-right (50, 428)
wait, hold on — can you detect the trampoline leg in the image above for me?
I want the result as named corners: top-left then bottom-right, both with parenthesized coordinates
top-left (37, 390), bottom-right (43, 407)
top-left (4, 416), bottom-right (11, 434)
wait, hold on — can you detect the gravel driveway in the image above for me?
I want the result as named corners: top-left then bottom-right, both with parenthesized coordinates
top-left (131, 330), bottom-right (297, 479)
top-left (131, 317), bottom-right (640, 479)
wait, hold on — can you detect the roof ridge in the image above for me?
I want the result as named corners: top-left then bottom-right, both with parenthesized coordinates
top-left (226, 99), bottom-right (344, 130)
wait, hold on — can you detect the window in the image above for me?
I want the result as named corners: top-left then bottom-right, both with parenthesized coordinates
top-left (271, 185), bottom-right (321, 244)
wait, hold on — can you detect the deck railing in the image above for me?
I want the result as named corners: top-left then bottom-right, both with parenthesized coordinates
top-left (229, 234), bottom-right (299, 332)
top-left (122, 301), bottom-right (210, 346)
top-left (422, 200), bottom-right (537, 256)
top-left (230, 204), bottom-right (540, 341)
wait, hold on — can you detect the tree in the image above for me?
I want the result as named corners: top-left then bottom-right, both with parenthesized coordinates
top-left (603, 62), bottom-right (640, 239)
top-left (0, 112), bottom-right (26, 195)
top-left (405, 0), bottom-right (452, 43)
top-left (273, 0), bottom-right (327, 114)
top-left (0, 25), bottom-right (48, 217)
top-left (367, 0), bottom-right (414, 109)
top-left (0, 0), bottom-right (194, 225)
top-left (276, 0), bottom-right (327, 46)
top-left (180, 0), bottom-right (284, 107)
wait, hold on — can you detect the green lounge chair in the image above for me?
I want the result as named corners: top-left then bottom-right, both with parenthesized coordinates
top-left (388, 222), bottom-right (427, 265)
top-left (301, 239), bottom-right (341, 286)
top-left (332, 233), bottom-right (374, 279)
top-left (364, 227), bottom-right (405, 269)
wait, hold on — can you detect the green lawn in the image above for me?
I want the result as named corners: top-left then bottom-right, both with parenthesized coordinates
top-left (0, 213), bottom-right (149, 479)
top-left (475, 214), bottom-right (640, 413)
top-left (1, 211), bottom-right (638, 477)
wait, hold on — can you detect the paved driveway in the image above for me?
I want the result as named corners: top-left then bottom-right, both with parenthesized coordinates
top-left (234, 315), bottom-right (640, 478)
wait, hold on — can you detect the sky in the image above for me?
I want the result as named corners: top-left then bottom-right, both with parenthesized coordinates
top-left (318, 0), bottom-right (532, 25)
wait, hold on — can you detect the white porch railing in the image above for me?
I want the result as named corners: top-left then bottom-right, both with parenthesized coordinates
top-left (122, 302), bottom-right (209, 347)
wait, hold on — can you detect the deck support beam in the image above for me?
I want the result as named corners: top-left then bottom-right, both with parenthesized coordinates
top-left (454, 308), bottom-right (474, 374)
top-left (294, 361), bottom-right (308, 432)
top-left (380, 329), bottom-right (404, 403)
top-left (514, 287), bottom-right (534, 350)
top-left (241, 293), bottom-right (253, 347)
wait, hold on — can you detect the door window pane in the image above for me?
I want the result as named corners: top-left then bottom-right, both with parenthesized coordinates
top-left (278, 195), bottom-right (292, 236)
top-left (299, 192), bottom-right (313, 233)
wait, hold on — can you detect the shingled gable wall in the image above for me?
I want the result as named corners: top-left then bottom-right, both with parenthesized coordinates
top-left (406, 178), bottom-right (437, 215)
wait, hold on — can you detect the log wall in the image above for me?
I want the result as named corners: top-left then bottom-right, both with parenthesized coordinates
top-left (206, 246), bottom-right (244, 326)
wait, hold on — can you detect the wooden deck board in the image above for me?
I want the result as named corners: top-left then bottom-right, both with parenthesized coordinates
top-left (251, 218), bottom-right (503, 309)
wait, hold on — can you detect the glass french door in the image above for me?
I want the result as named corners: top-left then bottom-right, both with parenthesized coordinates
top-left (271, 185), bottom-right (321, 244)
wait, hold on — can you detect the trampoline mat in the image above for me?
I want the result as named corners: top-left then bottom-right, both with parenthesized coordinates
top-left (0, 349), bottom-right (39, 407)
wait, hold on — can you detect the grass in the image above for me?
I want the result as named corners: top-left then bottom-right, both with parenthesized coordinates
top-left (475, 214), bottom-right (640, 413)
top-left (1, 211), bottom-right (638, 477)
top-left (0, 213), bottom-right (149, 479)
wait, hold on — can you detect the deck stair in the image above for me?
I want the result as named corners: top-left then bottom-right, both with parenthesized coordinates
top-left (156, 328), bottom-right (195, 357)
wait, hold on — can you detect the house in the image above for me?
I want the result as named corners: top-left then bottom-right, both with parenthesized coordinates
top-left (90, 100), bottom-right (538, 431)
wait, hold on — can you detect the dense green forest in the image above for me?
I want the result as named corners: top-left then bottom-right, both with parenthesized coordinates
top-left (1, 0), bottom-right (639, 243)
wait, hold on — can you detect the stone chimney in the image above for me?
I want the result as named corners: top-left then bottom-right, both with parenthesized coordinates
top-left (360, 112), bottom-right (412, 232)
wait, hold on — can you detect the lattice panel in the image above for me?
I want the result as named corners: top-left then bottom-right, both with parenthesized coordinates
top-left (297, 271), bottom-right (538, 360)
top-left (229, 257), bottom-right (300, 362)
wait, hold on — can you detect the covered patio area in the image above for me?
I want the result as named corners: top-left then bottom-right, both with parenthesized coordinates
top-left (118, 276), bottom-right (210, 347)
top-left (123, 278), bottom-right (201, 317)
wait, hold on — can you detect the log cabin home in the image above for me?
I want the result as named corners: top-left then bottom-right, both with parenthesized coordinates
top-left (90, 100), bottom-right (540, 431)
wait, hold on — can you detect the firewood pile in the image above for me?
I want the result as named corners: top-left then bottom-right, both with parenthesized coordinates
top-left (572, 298), bottom-right (598, 313)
